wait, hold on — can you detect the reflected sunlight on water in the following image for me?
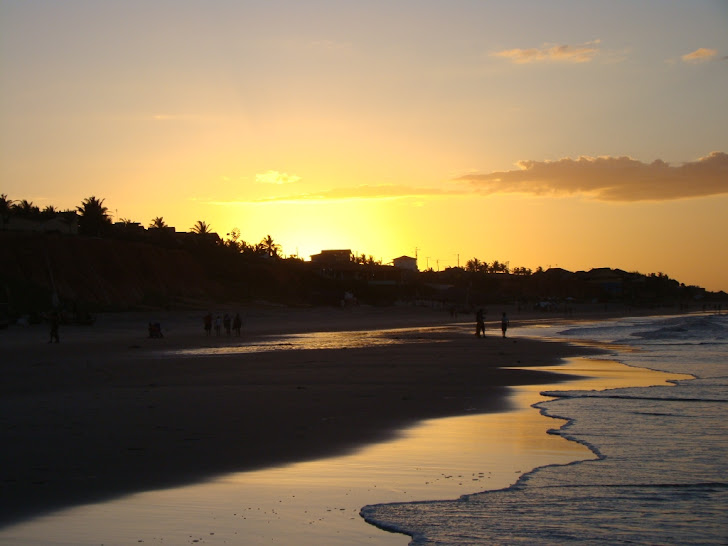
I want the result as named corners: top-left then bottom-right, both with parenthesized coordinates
top-left (162, 327), bottom-right (451, 357)
top-left (0, 355), bottom-right (684, 545)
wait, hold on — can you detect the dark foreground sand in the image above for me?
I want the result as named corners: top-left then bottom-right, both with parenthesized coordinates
top-left (0, 305), bottom-right (611, 527)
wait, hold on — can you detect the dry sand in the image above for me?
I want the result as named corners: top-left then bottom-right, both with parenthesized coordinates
top-left (0, 304), bottom-right (622, 527)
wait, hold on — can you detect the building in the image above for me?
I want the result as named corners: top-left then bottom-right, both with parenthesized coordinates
top-left (393, 255), bottom-right (418, 272)
top-left (310, 249), bottom-right (353, 265)
top-left (2, 215), bottom-right (78, 235)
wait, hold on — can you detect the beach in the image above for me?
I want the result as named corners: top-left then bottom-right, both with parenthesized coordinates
top-left (0, 304), bottom-right (695, 543)
top-left (362, 312), bottom-right (728, 544)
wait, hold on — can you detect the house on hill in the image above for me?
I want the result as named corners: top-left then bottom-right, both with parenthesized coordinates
top-left (579, 268), bottom-right (627, 298)
top-left (393, 255), bottom-right (418, 271)
top-left (2, 215), bottom-right (78, 235)
top-left (310, 249), bottom-right (352, 264)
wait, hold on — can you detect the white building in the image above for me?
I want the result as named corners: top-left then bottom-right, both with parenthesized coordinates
top-left (392, 255), bottom-right (418, 271)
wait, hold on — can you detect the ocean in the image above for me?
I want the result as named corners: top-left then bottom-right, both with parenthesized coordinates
top-left (361, 312), bottom-right (728, 544)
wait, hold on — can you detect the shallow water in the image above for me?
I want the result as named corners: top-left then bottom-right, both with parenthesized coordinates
top-left (362, 313), bottom-right (728, 544)
top-left (160, 326), bottom-right (451, 357)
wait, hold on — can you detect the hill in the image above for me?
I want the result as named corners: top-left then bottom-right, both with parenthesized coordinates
top-left (1, 232), bottom-right (724, 322)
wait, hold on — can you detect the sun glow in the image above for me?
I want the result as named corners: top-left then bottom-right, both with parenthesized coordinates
top-left (2, 2), bottom-right (727, 290)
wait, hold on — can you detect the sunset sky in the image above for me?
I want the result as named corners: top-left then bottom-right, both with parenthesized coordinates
top-left (2, 1), bottom-right (727, 291)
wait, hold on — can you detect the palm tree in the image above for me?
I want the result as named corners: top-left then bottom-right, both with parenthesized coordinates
top-left (466, 258), bottom-right (482, 272)
top-left (0, 194), bottom-right (13, 230)
top-left (149, 216), bottom-right (168, 229)
top-left (259, 234), bottom-right (280, 258)
top-left (41, 205), bottom-right (58, 219)
top-left (12, 199), bottom-right (40, 219)
top-left (191, 220), bottom-right (212, 235)
top-left (76, 196), bottom-right (112, 236)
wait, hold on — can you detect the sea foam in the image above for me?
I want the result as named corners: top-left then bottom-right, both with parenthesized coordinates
top-left (362, 313), bottom-right (728, 544)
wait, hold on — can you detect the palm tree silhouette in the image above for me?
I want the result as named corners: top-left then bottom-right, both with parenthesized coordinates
top-left (41, 205), bottom-right (58, 219)
top-left (0, 194), bottom-right (13, 230)
top-left (191, 220), bottom-right (212, 235)
top-left (12, 199), bottom-right (40, 219)
top-left (259, 234), bottom-right (280, 258)
top-left (149, 216), bottom-right (168, 229)
top-left (466, 258), bottom-right (481, 272)
top-left (77, 196), bottom-right (112, 236)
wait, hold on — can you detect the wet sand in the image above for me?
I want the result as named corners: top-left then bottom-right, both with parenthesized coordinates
top-left (0, 304), bottom-right (615, 527)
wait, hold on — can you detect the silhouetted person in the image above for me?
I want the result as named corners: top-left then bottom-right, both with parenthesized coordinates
top-left (233, 312), bottom-right (242, 336)
top-left (214, 315), bottom-right (222, 336)
top-left (49, 310), bottom-right (60, 343)
top-left (501, 312), bottom-right (509, 338)
top-left (475, 308), bottom-right (485, 337)
top-left (204, 312), bottom-right (212, 336)
top-left (223, 313), bottom-right (231, 336)
top-left (148, 321), bottom-right (163, 338)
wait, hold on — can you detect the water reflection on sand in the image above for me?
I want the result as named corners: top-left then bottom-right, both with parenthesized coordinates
top-left (161, 326), bottom-right (451, 357)
top-left (0, 327), bottom-right (685, 545)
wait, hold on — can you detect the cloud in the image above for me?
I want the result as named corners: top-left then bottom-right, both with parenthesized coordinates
top-left (491, 40), bottom-right (601, 64)
top-left (681, 48), bottom-right (718, 63)
top-left (255, 170), bottom-right (301, 185)
top-left (209, 185), bottom-right (457, 205)
top-left (259, 184), bottom-right (457, 203)
top-left (456, 152), bottom-right (728, 201)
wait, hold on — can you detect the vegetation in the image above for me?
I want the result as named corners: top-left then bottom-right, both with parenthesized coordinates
top-left (76, 196), bottom-right (112, 236)
top-left (465, 258), bottom-right (515, 274)
top-left (0, 193), bottom-right (725, 317)
top-left (191, 220), bottom-right (213, 235)
top-left (149, 217), bottom-right (168, 229)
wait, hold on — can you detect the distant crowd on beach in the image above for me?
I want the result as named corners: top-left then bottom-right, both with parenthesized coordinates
top-left (203, 312), bottom-right (243, 336)
top-left (144, 311), bottom-right (244, 339)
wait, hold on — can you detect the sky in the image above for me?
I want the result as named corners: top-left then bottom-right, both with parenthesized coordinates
top-left (2, 0), bottom-right (727, 291)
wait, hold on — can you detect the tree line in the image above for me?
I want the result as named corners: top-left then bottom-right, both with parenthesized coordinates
top-left (1, 194), bottom-right (283, 259)
top-left (464, 257), bottom-right (536, 276)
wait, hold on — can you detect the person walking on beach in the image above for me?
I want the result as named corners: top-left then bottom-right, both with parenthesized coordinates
top-left (203, 312), bottom-right (212, 336)
top-left (223, 313), bottom-right (231, 336)
top-left (232, 312), bottom-right (242, 336)
top-left (214, 314), bottom-right (222, 336)
top-left (48, 310), bottom-right (60, 343)
top-left (475, 308), bottom-right (485, 337)
top-left (501, 312), bottom-right (509, 338)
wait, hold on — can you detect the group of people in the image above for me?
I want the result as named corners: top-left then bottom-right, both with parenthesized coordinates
top-left (147, 321), bottom-right (163, 338)
top-left (475, 308), bottom-right (509, 338)
top-left (204, 312), bottom-right (243, 336)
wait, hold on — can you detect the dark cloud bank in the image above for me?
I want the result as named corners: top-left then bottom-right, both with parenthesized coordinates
top-left (242, 152), bottom-right (726, 204)
top-left (457, 151), bottom-right (727, 201)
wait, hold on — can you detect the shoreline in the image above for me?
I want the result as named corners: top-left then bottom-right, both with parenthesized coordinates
top-left (0, 304), bottom-right (655, 527)
top-left (359, 312), bottom-right (725, 545)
